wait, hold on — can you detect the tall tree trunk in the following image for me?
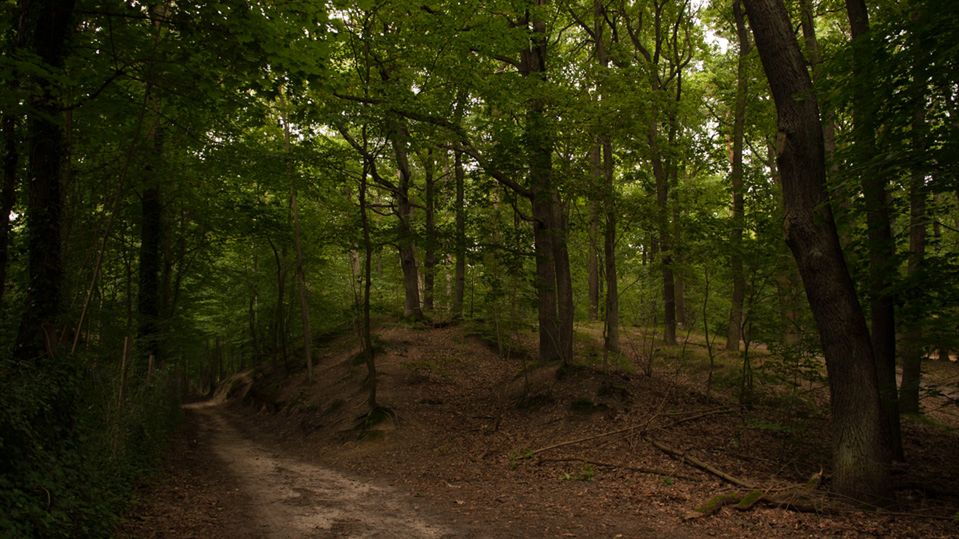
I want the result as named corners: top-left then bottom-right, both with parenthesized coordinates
top-left (0, 115), bottom-right (18, 307)
top-left (845, 0), bottom-right (903, 462)
top-left (650, 121), bottom-right (676, 345)
top-left (743, 0), bottom-right (892, 504)
top-left (423, 148), bottom-right (436, 311)
top-left (282, 93), bottom-right (313, 382)
top-left (552, 193), bottom-right (574, 365)
top-left (768, 141), bottom-right (802, 349)
top-left (137, 160), bottom-right (162, 368)
top-left (587, 145), bottom-right (601, 322)
top-left (671, 183), bottom-right (685, 328)
top-left (727, 0), bottom-right (750, 352)
top-left (136, 2), bottom-right (170, 370)
top-left (522, 2), bottom-right (570, 364)
top-left (451, 148), bottom-right (466, 320)
top-left (359, 129), bottom-right (377, 409)
top-left (268, 239), bottom-right (288, 368)
top-left (14, 0), bottom-right (76, 359)
top-left (603, 139), bottom-right (619, 353)
top-left (387, 115), bottom-right (424, 321)
top-left (594, 0), bottom-right (619, 352)
top-left (900, 107), bottom-right (927, 414)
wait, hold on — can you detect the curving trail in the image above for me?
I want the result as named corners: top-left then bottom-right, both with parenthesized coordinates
top-left (181, 403), bottom-right (451, 539)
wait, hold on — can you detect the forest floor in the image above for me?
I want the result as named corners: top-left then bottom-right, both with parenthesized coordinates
top-left (119, 322), bottom-right (959, 538)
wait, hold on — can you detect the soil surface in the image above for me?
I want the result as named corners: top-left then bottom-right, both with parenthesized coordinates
top-left (120, 324), bottom-right (959, 538)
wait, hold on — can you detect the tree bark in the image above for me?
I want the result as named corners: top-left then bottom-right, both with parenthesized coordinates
top-left (743, 0), bottom-right (892, 504)
top-left (726, 0), bottom-right (749, 352)
top-left (587, 145), bottom-right (601, 322)
top-left (282, 94), bottom-right (313, 382)
top-left (523, 2), bottom-right (571, 364)
top-left (603, 139), bottom-right (619, 354)
top-left (900, 107), bottom-right (927, 415)
top-left (845, 0), bottom-right (902, 462)
top-left (0, 115), bottom-right (18, 307)
top-left (14, 0), bottom-right (76, 359)
top-left (594, 0), bottom-right (619, 352)
top-left (387, 114), bottom-right (425, 321)
top-left (423, 148), bottom-right (436, 312)
top-left (451, 148), bottom-right (466, 321)
top-left (359, 129), bottom-right (377, 409)
top-left (650, 121), bottom-right (676, 345)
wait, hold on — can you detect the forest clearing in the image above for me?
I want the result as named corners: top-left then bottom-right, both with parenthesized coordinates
top-left (117, 323), bottom-right (959, 538)
top-left (1, 0), bottom-right (958, 537)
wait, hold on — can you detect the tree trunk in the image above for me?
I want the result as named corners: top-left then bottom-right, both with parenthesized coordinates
top-left (269, 239), bottom-right (288, 368)
top-left (587, 145), bottom-right (601, 322)
top-left (282, 93), bottom-right (313, 382)
top-left (593, 0), bottom-right (618, 352)
top-left (359, 131), bottom-right (377, 409)
top-left (0, 115), bottom-right (18, 307)
top-left (727, 0), bottom-right (750, 352)
top-left (522, 2), bottom-right (570, 364)
top-left (387, 115), bottom-right (424, 321)
top-left (845, 0), bottom-right (902, 462)
top-left (743, 0), bottom-right (892, 505)
top-left (650, 121), bottom-right (676, 345)
top-left (552, 193), bottom-right (574, 365)
top-left (603, 139), bottom-right (619, 354)
top-left (451, 148), bottom-right (466, 321)
top-left (137, 172), bottom-right (162, 369)
top-left (14, 0), bottom-right (76, 359)
top-left (423, 148), bottom-right (436, 312)
top-left (900, 107), bottom-right (927, 415)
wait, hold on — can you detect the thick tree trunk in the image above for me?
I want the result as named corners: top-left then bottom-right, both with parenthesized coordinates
top-left (768, 142), bottom-right (802, 349)
top-left (523, 2), bottom-right (571, 364)
top-left (845, 0), bottom-right (903, 462)
top-left (451, 149), bottom-right (466, 320)
top-left (727, 0), bottom-right (749, 352)
top-left (552, 193), bottom-right (574, 364)
top-left (14, 0), bottom-right (76, 359)
top-left (387, 116), bottom-right (424, 321)
top-left (743, 0), bottom-right (892, 504)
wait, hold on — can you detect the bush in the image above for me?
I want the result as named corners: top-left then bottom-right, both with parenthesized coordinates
top-left (0, 354), bottom-right (180, 537)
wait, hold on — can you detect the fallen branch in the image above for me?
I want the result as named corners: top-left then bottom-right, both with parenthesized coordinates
top-left (684, 472), bottom-right (829, 520)
top-left (645, 437), bottom-right (755, 489)
top-left (529, 407), bottom-right (733, 457)
top-left (537, 457), bottom-right (700, 482)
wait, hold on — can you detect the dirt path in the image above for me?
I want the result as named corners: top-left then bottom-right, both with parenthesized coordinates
top-left (190, 402), bottom-right (451, 538)
top-left (122, 403), bottom-right (453, 538)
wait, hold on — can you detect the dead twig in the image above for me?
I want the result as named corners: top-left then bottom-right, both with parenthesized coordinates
top-left (537, 457), bottom-right (700, 482)
top-left (529, 407), bottom-right (733, 456)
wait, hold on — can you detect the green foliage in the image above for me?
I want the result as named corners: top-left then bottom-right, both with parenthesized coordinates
top-left (561, 463), bottom-right (595, 482)
top-left (0, 358), bottom-right (179, 537)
